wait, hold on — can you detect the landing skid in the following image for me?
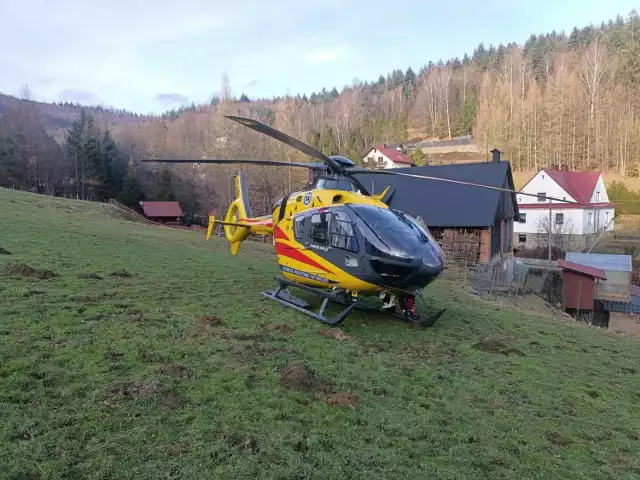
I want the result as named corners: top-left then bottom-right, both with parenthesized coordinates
top-left (261, 277), bottom-right (445, 327)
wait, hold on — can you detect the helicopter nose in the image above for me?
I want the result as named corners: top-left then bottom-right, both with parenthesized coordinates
top-left (408, 250), bottom-right (445, 289)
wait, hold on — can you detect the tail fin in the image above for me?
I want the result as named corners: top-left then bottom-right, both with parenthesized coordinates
top-left (206, 172), bottom-right (274, 255)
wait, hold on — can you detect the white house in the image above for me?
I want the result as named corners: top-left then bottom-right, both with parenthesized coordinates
top-left (513, 165), bottom-right (615, 250)
top-left (362, 144), bottom-right (414, 169)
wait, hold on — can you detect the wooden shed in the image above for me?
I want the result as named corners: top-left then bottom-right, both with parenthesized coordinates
top-left (557, 259), bottom-right (607, 311)
top-left (565, 253), bottom-right (632, 302)
top-left (139, 201), bottom-right (183, 224)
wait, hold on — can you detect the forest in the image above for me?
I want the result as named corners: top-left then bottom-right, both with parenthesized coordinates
top-left (0, 10), bottom-right (639, 216)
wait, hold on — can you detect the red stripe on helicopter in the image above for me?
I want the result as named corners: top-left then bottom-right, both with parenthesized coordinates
top-left (273, 225), bottom-right (289, 241)
top-left (275, 242), bottom-right (332, 274)
top-left (237, 218), bottom-right (274, 227)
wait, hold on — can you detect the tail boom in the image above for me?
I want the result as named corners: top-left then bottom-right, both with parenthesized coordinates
top-left (206, 172), bottom-right (274, 254)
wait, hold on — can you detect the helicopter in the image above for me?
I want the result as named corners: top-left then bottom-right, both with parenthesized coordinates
top-left (142, 115), bottom-right (583, 328)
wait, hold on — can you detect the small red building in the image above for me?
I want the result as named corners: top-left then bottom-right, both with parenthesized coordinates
top-left (139, 201), bottom-right (183, 224)
top-left (558, 259), bottom-right (607, 311)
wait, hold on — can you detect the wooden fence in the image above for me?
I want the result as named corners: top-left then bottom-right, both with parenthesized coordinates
top-left (107, 199), bottom-right (158, 225)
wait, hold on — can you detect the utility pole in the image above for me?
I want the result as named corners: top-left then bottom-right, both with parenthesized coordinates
top-left (548, 204), bottom-right (552, 264)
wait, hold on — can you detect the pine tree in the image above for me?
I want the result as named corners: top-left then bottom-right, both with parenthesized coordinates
top-left (117, 161), bottom-right (144, 208)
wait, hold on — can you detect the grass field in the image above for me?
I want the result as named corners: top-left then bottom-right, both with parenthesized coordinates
top-left (1, 188), bottom-right (639, 479)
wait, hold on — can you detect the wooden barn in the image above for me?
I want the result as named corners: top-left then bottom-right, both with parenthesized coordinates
top-left (352, 150), bottom-right (519, 264)
top-left (139, 201), bottom-right (183, 224)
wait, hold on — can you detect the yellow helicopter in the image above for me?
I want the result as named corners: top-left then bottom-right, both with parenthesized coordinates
top-left (142, 115), bottom-right (579, 327)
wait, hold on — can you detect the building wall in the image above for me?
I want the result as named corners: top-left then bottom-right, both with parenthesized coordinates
top-left (362, 150), bottom-right (404, 169)
top-left (589, 175), bottom-right (610, 203)
top-left (479, 228), bottom-right (491, 263)
top-left (512, 231), bottom-right (593, 251)
top-left (517, 170), bottom-right (576, 203)
top-left (608, 312), bottom-right (640, 335)
top-left (513, 206), bottom-right (614, 237)
top-left (561, 270), bottom-right (596, 310)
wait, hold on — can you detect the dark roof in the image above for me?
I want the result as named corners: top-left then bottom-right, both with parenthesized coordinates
top-left (352, 161), bottom-right (517, 228)
top-left (558, 259), bottom-right (607, 280)
top-left (140, 201), bottom-right (183, 218)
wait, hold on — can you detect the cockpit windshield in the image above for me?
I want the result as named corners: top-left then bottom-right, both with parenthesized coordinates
top-left (346, 204), bottom-right (424, 259)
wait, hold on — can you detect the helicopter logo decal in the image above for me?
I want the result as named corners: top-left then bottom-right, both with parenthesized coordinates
top-left (303, 192), bottom-right (312, 206)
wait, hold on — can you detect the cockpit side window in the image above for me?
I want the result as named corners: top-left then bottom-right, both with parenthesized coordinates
top-left (310, 212), bottom-right (331, 244)
top-left (293, 215), bottom-right (306, 240)
top-left (330, 210), bottom-right (359, 252)
top-left (316, 178), bottom-right (356, 192)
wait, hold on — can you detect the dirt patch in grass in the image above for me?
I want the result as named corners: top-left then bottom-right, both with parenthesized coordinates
top-left (0, 247), bottom-right (11, 255)
top-left (57, 339), bottom-right (73, 347)
top-left (264, 323), bottom-right (293, 336)
top-left (6, 263), bottom-right (57, 279)
top-left (327, 392), bottom-right (358, 406)
top-left (161, 364), bottom-right (189, 378)
top-left (318, 328), bottom-right (353, 341)
top-left (160, 392), bottom-right (181, 410)
top-left (110, 269), bottom-right (133, 278)
top-left (77, 273), bottom-right (103, 280)
top-left (280, 362), bottom-right (332, 393)
top-left (472, 338), bottom-right (525, 356)
top-left (105, 380), bottom-right (161, 403)
top-left (198, 315), bottom-right (222, 327)
top-left (547, 431), bottom-right (573, 446)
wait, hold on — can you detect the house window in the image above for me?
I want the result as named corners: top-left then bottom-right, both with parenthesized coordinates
top-left (588, 212), bottom-right (593, 226)
top-left (537, 192), bottom-right (546, 202)
top-left (294, 215), bottom-right (305, 240)
top-left (330, 211), bottom-right (358, 252)
top-left (518, 234), bottom-right (526, 243)
top-left (519, 213), bottom-right (526, 223)
top-left (555, 213), bottom-right (564, 225)
top-left (605, 211), bottom-right (610, 224)
top-left (596, 191), bottom-right (601, 201)
top-left (310, 212), bottom-right (331, 244)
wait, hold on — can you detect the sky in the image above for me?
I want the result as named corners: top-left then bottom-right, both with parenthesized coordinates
top-left (1, 0), bottom-right (638, 115)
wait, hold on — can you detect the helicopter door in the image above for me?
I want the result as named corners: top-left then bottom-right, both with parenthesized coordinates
top-left (308, 212), bottom-right (332, 248)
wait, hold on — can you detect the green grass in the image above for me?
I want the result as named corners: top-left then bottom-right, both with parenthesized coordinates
top-left (1, 188), bottom-right (639, 480)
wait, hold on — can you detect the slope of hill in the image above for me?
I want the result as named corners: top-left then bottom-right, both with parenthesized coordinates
top-left (0, 93), bottom-right (153, 144)
top-left (1, 187), bottom-right (639, 479)
top-left (1, 9), bottom-right (640, 219)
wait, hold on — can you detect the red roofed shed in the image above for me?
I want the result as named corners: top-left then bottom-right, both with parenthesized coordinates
top-left (139, 201), bottom-right (183, 223)
top-left (558, 259), bottom-right (606, 311)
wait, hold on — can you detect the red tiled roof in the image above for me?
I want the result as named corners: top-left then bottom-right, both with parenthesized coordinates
top-left (543, 169), bottom-right (601, 204)
top-left (140, 201), bottom-right (183, 218)
top-left (373, 145), bottom-right (413, 165)
top-left (558, 259), bottom-right (607, 280)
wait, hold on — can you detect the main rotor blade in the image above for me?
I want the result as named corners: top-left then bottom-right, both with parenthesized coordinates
top-left (224, 115), bottom-right (344, 173)
top-left (346, 167), bottom-right (589, 206)
top-left (140, 158), bottom-right (327, 170)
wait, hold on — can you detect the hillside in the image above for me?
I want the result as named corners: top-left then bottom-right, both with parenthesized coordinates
top-left (1, 188), bottom-right (639, 478)
top-left (1, 10), bottom-right (640, 217)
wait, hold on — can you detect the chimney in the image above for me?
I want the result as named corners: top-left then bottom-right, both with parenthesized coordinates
top-left (490, 148), bottom-right (501, 163)
top-left (383, 143), bottom-right (387, 148)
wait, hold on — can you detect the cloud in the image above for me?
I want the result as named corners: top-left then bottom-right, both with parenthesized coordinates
top-left (155, 93), bottom-right (190, 105)
top-left (244, 79), bottom-right (260, 88)
top-left (301, 46), bottom-right (348, 63)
